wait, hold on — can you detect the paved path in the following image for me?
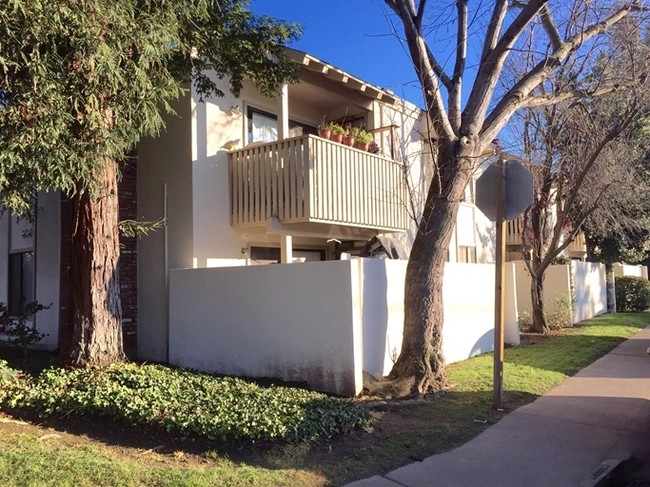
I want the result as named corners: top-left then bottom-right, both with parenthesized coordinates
top-left (346, 326), bottom-right (650, 487)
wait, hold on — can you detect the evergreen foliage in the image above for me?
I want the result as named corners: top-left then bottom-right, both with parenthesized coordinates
top-left (0, 0), bottom-right (300, 214)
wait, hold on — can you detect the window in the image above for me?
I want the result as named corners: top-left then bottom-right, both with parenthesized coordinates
top-left (250, 246), bottom-right (325, 264)
top-left (248, 108), bottom-right (278, 144)
top-left (8, 251), bottom-right (34, 315)
top-left (247, 107), bottom-right (317, 144)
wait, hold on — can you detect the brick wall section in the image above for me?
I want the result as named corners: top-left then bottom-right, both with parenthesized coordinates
top-left (59, 158), bottom-right (138, 352)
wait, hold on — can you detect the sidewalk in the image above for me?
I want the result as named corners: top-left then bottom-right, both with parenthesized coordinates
top-left (346, 326), bottom-right (650, 487)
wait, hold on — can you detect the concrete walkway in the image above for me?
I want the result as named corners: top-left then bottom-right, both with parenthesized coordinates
top-left (346, 326), bottom-right (650, 487)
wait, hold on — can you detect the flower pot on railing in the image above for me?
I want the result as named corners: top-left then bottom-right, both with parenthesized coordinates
top-left (331, 133), bottom-right (343, 143)
top-left (343, 135), bottom-right (355, 147)
top-left (354, 142), bottom-right (369, 151)
top-left (318, 128), bottom-right (332, 140)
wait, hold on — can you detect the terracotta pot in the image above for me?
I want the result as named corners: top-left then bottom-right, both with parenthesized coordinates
top-left (331, 133), bottom-right (343, 143)
top-left (343, 135), bottom-right (355, 147)
top-left (318, 129), bottom-right (331, 140)
top-left (355, 142), bottom-right (369, 151)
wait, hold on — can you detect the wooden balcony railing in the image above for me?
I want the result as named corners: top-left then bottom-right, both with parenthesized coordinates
top-left (506, 215), bottom-right (587, 255)
top-left (229, 135), bottom-right (408, 232)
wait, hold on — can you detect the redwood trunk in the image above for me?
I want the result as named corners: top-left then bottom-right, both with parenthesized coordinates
top-left (65, 159), bottom-right (125, 366)
top-left (388, 148), bottom-right (473, 394)
top-left (530, 271), bottom-right (548, 334)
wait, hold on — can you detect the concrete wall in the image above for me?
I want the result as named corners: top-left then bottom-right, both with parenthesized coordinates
top-left (0, 212), bottom-right (8, 305)
top-left (33, 192), bottom-right (60, 349)
top-left (613, 263), bottom-right (648, 279)
top-left (169, 260), bottom-right (364, 396)
top-left (513, 261), bottom-right (607, 325)
top-left (137, 93), bottom-right (194, 362)
top-left (572, 261), bottom-right (607, 323)
top-left (513, 261), bottom-right (572, 321)
top-left (0, 192), bottom-right (60, 350)
top-left (167, 258), bottom-right (505, 394)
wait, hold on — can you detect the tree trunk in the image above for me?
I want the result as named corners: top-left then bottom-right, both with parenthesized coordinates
top-left (605, 263), bottom-right (616, 313)
top-left (65, 159), bottom-right (125, 366)
top-left (387, 147), bottom-right (473, 395)
top-left (530, 271), bottom-right (548, 333)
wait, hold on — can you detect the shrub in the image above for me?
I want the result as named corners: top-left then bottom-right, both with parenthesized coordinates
top-left (615, 276), bottom-right (650, 312)
top-left (547, 293), bottom-right (574, 329)
top-left (1, 362), bottom-right (372, 443)
top-left (0, 302), bottom-right (49, 354)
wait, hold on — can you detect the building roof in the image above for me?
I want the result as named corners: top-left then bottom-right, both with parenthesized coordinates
top-left (286, 48), bottom-right (398, 105)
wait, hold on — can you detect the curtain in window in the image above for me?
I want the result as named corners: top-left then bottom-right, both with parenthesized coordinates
top-left (250, 111), bottom-right (278, 143)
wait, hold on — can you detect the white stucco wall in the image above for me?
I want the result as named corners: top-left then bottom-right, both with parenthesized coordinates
top-left (360, 259), bottom-right (408, 377)
top-left (167, 258), bottom-right (506, 394)
top-left (514, 261), bottom-right (607, 325)
top-left (513, 261), bottom-right (572, 322)
top-left (169, 260), bottom-right (364, 396)
top-left (34, 191), bottom-right (60, 349)
top-left (0, 212), bottom-right (8, 305)
top-left (442, 263), bottom-right (499, 364)
top-left (137, 94), bottom-right (194, 362)
top-left (572, 261), bottom-right (607, 323)
top-left (613, 263), bottom-right (648, 279)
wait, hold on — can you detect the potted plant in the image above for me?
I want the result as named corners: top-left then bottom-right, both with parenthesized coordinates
top-left (342, 126), bottom-right (356, 147)
top-left (318, 118), bottom-right (333, 140)
top-left (330, 123), bottom-right (345, 143)
top-left (353, 128), bottom-right (373, 151)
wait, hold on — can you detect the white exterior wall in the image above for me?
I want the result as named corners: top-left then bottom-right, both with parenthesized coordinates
top-left (613, 263), bottom-right (648, 279)
top-left (137, 94), bottom-right (194, 362)
top-left (167, 258), bottom-right (505, 395)
top-left (33, 192), bottom-right (60, 349)
top-left (514, 261), bottom-right (607, 325)
top-left (0, 212), bottom-right (8, 305)
top-left (0, 192), bottom-right (60, 350)
top-left (169, 260), bottom-right (364, 396)
top-left (572, 261), bottom-right (607, 323)
top-left (514, 261), bottom-right (572, 321)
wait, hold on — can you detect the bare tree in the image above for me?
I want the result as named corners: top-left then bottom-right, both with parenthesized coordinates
top-left (509, 24), bottom-right (650, 333)
top-left (378, 0), bottom-right (646, 396)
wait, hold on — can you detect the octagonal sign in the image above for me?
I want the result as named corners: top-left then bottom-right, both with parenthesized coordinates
top-left (475, 160), bottom-right (534, 221)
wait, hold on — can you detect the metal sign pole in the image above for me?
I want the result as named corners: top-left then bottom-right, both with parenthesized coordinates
top-left (493, 160), bottom-right (506, 410)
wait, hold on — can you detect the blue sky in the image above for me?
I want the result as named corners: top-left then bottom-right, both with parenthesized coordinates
top-left (251, 0), bottom-right (426, 106)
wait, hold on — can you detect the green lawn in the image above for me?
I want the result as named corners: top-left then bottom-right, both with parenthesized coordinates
top-left (1, 311), bottom-right (648, 487)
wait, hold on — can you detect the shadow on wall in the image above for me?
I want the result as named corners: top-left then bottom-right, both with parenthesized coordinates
top-left (361, 260), bottom-right (391, 377)
top-left (469, 329), bottom-right (494, 358)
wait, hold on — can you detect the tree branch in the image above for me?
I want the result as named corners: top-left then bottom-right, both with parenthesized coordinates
top-left (480, 0), bottom-right (509, 62)
top-left (449, 0), bottom-right (467, 132)
top-left (388, 0), bottom-right (455, 140)
top-left (540, 5), bottom-right (562, 51)
top-left (480, 4), bottom-right (638, 144)
top-left (520, 84), bottom-right (633, 109)
top-left (464, 0), bottom-right (547, 135)
top-left (415, 0), bottom-right (428, 30)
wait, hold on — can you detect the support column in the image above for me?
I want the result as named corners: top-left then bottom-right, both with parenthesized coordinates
top-left (278, 83), bottom-right (292, 261)
top-left (278, 83), bottom-right (289, 141)
top-left (280, 235), bottom-right (293, 264)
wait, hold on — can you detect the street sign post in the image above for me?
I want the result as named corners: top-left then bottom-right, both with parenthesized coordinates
top-left (475, 159), bottom-right (534, 410)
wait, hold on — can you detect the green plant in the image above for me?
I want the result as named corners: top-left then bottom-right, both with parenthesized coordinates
top-left (0, 302), bottom-right (49, 354)
top-left (3, 362), bottom-right (372, 444)
top-left (615, 275), bottom-right (650, 312)
top-left (330, 123), bottom-right (345, 135)
top-left (352, 128), bottom-right (373, 145)
top-left (547, 293), bottom-right (574, 329)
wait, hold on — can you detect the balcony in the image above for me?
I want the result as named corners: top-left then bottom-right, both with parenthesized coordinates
top-left (506, 216), bottom-right (587, 258)
top-left (229, 135), bottom-right (408, 235)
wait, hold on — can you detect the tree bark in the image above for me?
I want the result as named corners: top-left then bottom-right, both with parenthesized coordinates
top-left (65, 159), bottom-right (125, 366)
top-left (530, 271), bottom-right (548, 333)
top-left (387, 147), bottom-right (473, 395)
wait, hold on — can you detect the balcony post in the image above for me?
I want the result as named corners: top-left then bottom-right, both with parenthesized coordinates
top-left (280, 235), bottom-right (293, 264)
top-left (279, 83), bottom-right (289, 140)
